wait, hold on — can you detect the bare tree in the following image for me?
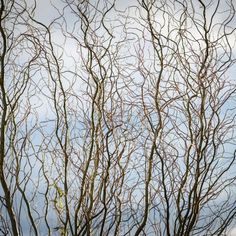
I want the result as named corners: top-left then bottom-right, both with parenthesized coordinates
top-left (1, 0), bottom-right (236, 235)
